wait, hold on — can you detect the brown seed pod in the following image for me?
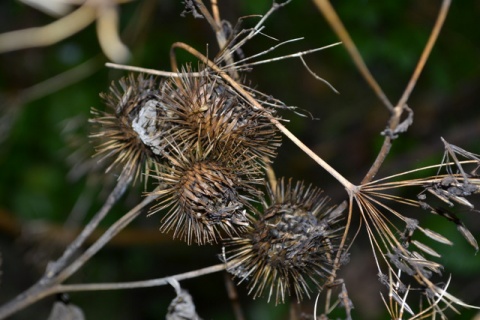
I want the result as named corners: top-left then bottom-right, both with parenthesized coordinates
top-left (89, 73), bottom-right (169, 183)
top-left (159, 64), bottom-right (281, 166)
top-left (223, 178), bottom-right (345, 304)
top-left (149, 147), bottom-right (263, 245)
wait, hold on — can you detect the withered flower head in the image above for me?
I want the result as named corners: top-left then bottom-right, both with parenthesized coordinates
top-left (224, 178), bottom-right (345, 304)
top-left (89, 73), bottom-right (169, 183)
top-left (149, 147), bottom-right (263, 245)
top-left (159, 64), bottom-right (281, 165)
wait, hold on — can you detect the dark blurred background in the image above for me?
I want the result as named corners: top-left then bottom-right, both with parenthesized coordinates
top-left (1, 0), bottom-right (480, 319)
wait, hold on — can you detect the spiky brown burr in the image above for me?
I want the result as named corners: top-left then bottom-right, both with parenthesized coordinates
top-left (223, 178), bottom-right (345, 304)
top-left (149, 147), bottom-right (263, 245)
top-left (158, 65), bottom-right (281, 166)
top-left (89, 73), bottom-right (169, 183)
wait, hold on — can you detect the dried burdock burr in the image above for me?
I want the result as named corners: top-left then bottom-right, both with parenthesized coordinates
top-left (159, 64), bottom-right (282, 166)
top-left (149, 146), bottom-right (263, 245)
top-left (89, 73), bottom-right (169, 183)
top-left (223, 178), bottom-right (345, 304)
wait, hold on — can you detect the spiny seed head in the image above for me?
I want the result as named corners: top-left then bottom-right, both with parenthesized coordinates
top-left (224, 178), bottom-right (345, 304)
top-left (159, 64), bottom-right (281, 165)
top-left (89, 73), bottom-right (169, 183)
top-left (149, 148), bottom-right (263, 245)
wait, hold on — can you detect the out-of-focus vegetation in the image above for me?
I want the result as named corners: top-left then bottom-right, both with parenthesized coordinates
top-left (0, 1), bottom-right (479, 319)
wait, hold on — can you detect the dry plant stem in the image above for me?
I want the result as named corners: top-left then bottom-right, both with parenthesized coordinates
top-left (55, 263), bottom-right (226, 293)
top-left (234, 43), bottom-right (342, 68)
top-left (312, 0), bottom-right (394, 112)
top-left (169, 42), bottom-right (357, 193)
top-left (192, 0), bottom-right (235, 72)
top-left (395, 0), bottom-right (451, 112)
top-left (265, 161), bottom-right (278, 193)
top-left (0, 259), bottom-right (204, 320)
top-left (107, 42), bottom-right (341, 78)
top-left (223, 272), bottom-right (246, 320)
top-left (193, 0), bottom-right (226, 49)
top-left (211, 0), bottom-right (221, 27)
top-left (324, 196), bottom-right (354, 313)
top-left (190, 0), bottom-right (239, 80)
top-left (299, 55), bottom-right (339, 94)
top-left (0, 175), bottom-right (153, 319)
top-left (311, 0), bottom-right (396, 185)
top-left (193, 0), bottom-right (220, 33)
top-left (55, 192), bottom-right (158, 284)
top-left (105, 62), bottom-right (205, 77)
top-left (361, 0), bottom-right (451, 184)
top-left (219, 0), bottom-right (290, 60)
top-left (45, 170), bottom-right (133, 278)
top-left (202, 0), bottom-right (239, 80)
top-left (361, 136), bottom-right (393, 185)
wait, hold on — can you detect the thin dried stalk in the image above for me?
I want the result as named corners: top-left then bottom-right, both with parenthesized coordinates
top-left (0, 183), bottom-right (157, 319)
top-left (55, 263), bottom-right (227, 293)
top-left (312, 0), bottom-right (394, 111)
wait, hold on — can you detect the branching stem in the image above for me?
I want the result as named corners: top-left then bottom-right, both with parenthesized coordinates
top-left (45, 170), bottom-right (132, 279)
top-left (169, 42), bottom-right (357, 194)
top-left (0, 177), bottom-right (156, 319)
top-left (312, 0), bottom-right (451, 184)
top-left (361, 0), bottom-right (450, 184)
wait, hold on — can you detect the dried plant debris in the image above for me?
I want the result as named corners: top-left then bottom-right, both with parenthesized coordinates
top-left (416, 139), bottom-right (480, 251)
top-left (440, 137), bottom-right (480, 180)
top-left (47, 294), bottom-right (85, 320)
top-left (355, 192), bottom-right (475, 316)
top-left (166, 279), bottom-right (201, 320)
top-left (418, 205), bottom-right (479, 252)
top-left (181, 0), bottom-right (204, 19)
top-left (355, 139), bottom-right (480, 317)
top-left (224, 178), bottom-right (345, 304)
